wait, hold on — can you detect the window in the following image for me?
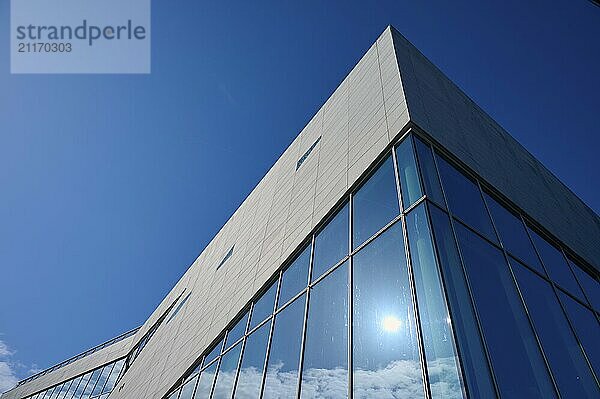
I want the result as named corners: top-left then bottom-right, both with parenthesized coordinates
top-left (224, 312), bottom-right (248, 349)
top-left (512, 261), bottom-right (598, 398)
top-left (311, 203), bottom-right (349, 282)
top-left (212, 343), bottom-right (243, 399)
top-left (194, 361), bottom-right (218, 399)
top-left (300, 262), bottom-right (348, 399)
top-left (249, 283), bottom-right (277, 330)
top-left (456, 223), bottom-right (556, 398)
top-left (569, 259), bottom-right (600, 311)
top-left (217, 246), bottom-right (235, 270)
top-left (406, 205), bottom-right (464, 398)
top-left (528, 229), bottom-right (585, 300)
top-left (558, 291), bottom-right (600, 377)
top-left (278, 245), bottom-right (310, 308)
top-left (353, 221), bottom-right (425, 398)
top-left (234, 321), bottom-right (270, 399)
top-left (179, 375), bottom-right (199, 399)
top-left (203, 338), bottom-right (224, 367)
top-left (352, 154), bottom-right (400, 249)
top-left (396, 136), bottom-right (423, 208)
top-left (484, 194), bottom-right (543, 273)
top-left (436, 156), bottom-right (496, 242)
top-left (428, 205), bottom-right (496, 398)
top-left (296, 137), bottom-right (321, 170)
top-left (263, 295), bottom-right (306, 398)
top-left (413, 137), bottom-right (445, 206)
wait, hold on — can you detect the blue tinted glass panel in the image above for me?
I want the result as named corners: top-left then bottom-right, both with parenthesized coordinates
top-left (203, 338), bottom-right (224, 366)
top-left (312, 203), bottom-right (349, 282)
top-left (234, 321), bottom-right (270, 399)
top-left (529, 230), bottom-right (585, 300)
top-left (66, 375), bottom-right (82, 398)
top-left (225, 312), bottom-right (248, 349)
top-left (513, 262), bottom-right (599, 398)
top-left (194, 362), bottom-right (217, 399)
top-left (102, 359), bottom-right (123, 394)
top-left (179, 375), bottom-right (199, 399)
top-left (82, 368), bottom-right (102, 398)
top-left (167, 388), bottom-right (180, 399)
top-left (456, 223), bottom-right (556, 398)
top-left (484, 194), bottom-right (543, 273)
top-left (396, 136), bottom-right (423, 208)
top-left (558, 291), bottom-right (600, 378)
top-left (263, 295), bottom-right (306, 399)
top-left (570, 260), bottom-right (600, 311)
top-left (414, 137), bottom-right (444, 206)
top-left (212, 343), bottom-right (242, 399)
top-left (91, 366), bottom-right (110, 397)
top-left (75, 372), bottom-right (92, 398)
top-left (278, 245), bottom-right (310, 308)
top-left (436, 156), bottom-right (496, 242)
top-left (406, 206), bottom-right (464, 398)
top-left (352, 155), bottom-right (400, 248)
top-left (249, 282), bottom-right (277, 330)
top-left (301, 262), bottom-right (348, 399)
top-left (353, 221), bottom-right (425, 398)
top-left (429, 206), bottom-right (496, 398)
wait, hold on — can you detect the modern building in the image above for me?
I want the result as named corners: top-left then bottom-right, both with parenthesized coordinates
top-left (3, 26), bottom-right (599, 399)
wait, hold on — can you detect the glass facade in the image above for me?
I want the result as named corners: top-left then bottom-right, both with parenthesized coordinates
top-left (163, 133), bottom-right (599, 399)
top-left (22, 132), bottom-right (599, 399)
top-left (24, 359), bottom-right (125, 399)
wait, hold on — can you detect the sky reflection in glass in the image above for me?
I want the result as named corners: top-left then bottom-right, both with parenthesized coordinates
top-left (353, 221), bottom-right (425, 398)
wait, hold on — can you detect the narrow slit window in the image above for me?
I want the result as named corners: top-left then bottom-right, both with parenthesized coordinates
top-left (217, 245), bottom-right (234, 270)
top-left (296, 136), bottom-right (321, 170)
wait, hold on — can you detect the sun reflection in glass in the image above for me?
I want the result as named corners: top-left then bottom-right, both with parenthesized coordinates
top-left (381, 315), bottom-right (402, 332)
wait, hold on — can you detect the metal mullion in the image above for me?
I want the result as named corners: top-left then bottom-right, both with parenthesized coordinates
top-left (348, 192), bottom-right (353, 399)
top-left (407, 134), bottom-right (428, 205)
top-left (399, 213), bottom-right (432, 399)
top-left (207, 354), bottom-right (223, 399)
top-left (422, 201), bottom-right (470, 399)
top-left (308, 255), bottom-right (350, 288)
top-left (295, 233), bottom-right (317, 399)
top-left (391, 142), bottom-right (404, 212)
top-left (275, 286), bottom-right (309, 315)
top-left (431, 148), bottom-right (503, 398)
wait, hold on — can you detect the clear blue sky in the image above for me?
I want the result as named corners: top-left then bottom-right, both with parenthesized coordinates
top-left (1, 0), bottom-right (599, 389)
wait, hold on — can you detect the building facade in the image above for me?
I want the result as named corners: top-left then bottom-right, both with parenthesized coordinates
top-left (3, 26), bottom-right (599, 399)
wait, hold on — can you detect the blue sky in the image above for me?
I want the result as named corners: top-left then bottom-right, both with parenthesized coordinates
top-left (1, 0), bottom-right (599, 392)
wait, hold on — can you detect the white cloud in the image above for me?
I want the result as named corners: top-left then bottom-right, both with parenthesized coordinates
top-left (0, 340), bottom-right (18, 394)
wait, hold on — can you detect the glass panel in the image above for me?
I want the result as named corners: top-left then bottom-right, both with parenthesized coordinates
top-left (66, 375), bottom-right (82, 398)
top-left (406, 206), bottom-right (464, 398)
top-left (167, 388), bottom-right (181, 399)
top-left (102, 359), bottom-right (124, 394)
top-left (529, 230), bottom-right (585, 300)
top-left (396, 136), bottom-right (423, 208)
top-left (312, 203), bottom-right (349, 281)
top-left (75, 372), bottom-right (93, 399)
top-left (94, 362), bottom-right (115, 396)
top-left (82, 368), bottom-right (102, 398)
top-left (225, 312), bottom-right (249, 349)
top-left (513, 262), bottom-right (599, 398)
top-left (300, 262), bottom-right (348, 399)
top-left (278, 245), bottom-right (310, 308)
top-left (234, 321), bottom-right (270, 399)
top-left (428, 206), bottom-right (496, 398)
top-left (353, 221), bottom-right (425, 398)
top-left (194, 362), bottom-right (217, 399)
top-left (436, 156), bottom-right (496, 241)
top-left (569, 259), bottom-right (600, 311)
top-left (249, 283), bottom-right (277, 330)
top-left (352, 155), bottom-right (400, 248)
top-left (263, 295), bottom-right (306, 399)
top-left (180, 375), bottom-right (199, 399)
top-left (455, 223), bottom-right (556, 398)
top-left (203, 338), bottom-right (224, 366)
top-left (57, 380), bottom-right (73, 399)
top-left (212, 343), bottom-right (243, 399)
top-left (49, 384), bottom-right (62, 399)
top-left (413, 137), bottom-right (444, 206)
top-left (91, 365), bottom-right (111, 397)
top-left (558, 291), bottom-right (600, 378)
top-left (484, 194), bottom-right (543, 273)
